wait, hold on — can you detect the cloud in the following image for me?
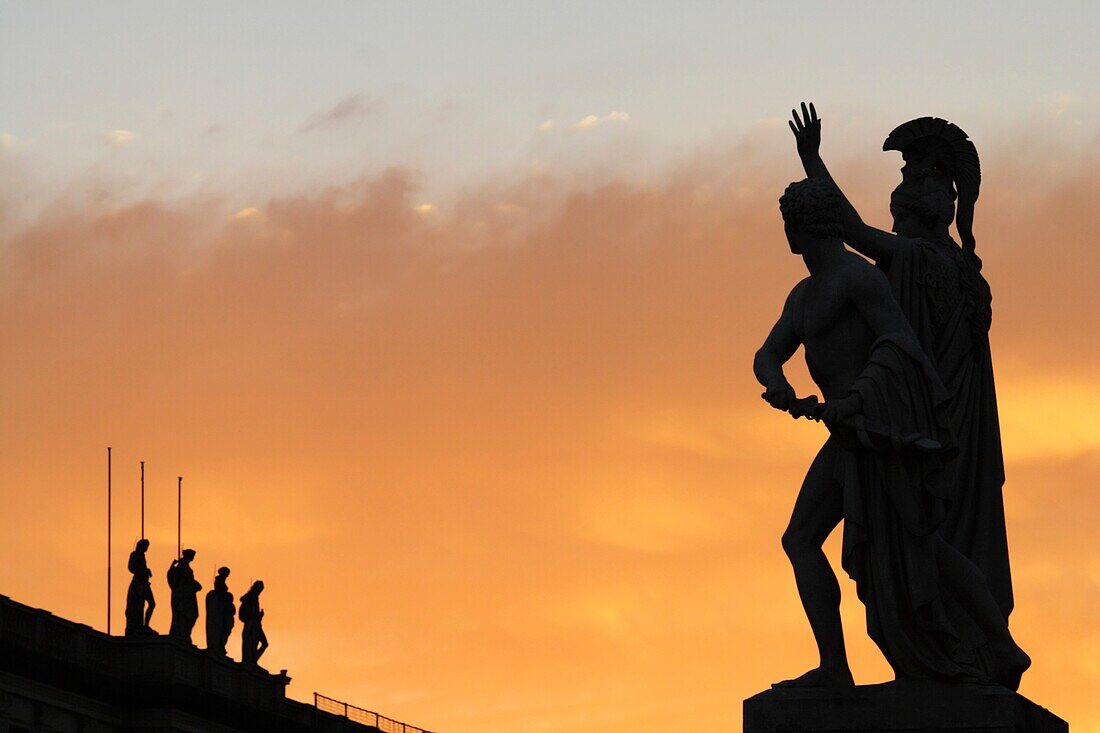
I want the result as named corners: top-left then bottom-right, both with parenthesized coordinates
top-left (1036, 91), bottom-right (1082, 121)
top-left (998, 375), bottom-right (1100, 460)
top-left (0, 156), bottom-right (818, 731)
top-left (299, 92), bottom-right (383, 132)
top-left (231, 206), bottom-right (264, 222)
top-left (0, 133), bottom-right (18, 163)
top-left (538, 119), bottom-right (555, 133)
top-left (2, 132), bottom-right (1100, 733)
top-left (755, 116), bottom-right (788, 129)
top-left (104, 129), bottom-right (135, 147)
top-left (573, 111), bottom-right (630, 130)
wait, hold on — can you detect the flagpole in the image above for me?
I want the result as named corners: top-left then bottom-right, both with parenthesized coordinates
top-left (177, 476), bottom-right (182, 559)
top-left (140, 461), bottom-right (145, 539)
top-left (107, 446), bottom-right (112, 635)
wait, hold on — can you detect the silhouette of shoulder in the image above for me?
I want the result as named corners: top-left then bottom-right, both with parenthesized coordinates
top-left (781, 277), bottom-right (812, 336)
top-left (836, 252), bottom-right (892, 300)
top-left (784, 276), bottom-right (811, 309)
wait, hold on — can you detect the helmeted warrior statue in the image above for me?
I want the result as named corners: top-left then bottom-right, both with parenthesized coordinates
top-left (124, 538), bottom-right (156, 636)
top-left (771, 102), bottom-right (1023, 687)
top-left (791, 103), bottom-right (1014, 620)
top-left (755, 176), bottom-right (1029, 690)
top-left (167, 548), bottom-right (202, 644)
top-left (205, 566), bottom-right (236, 655)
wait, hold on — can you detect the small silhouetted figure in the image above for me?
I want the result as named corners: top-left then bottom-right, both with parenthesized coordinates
top-left (239, 580), bottom-right (269, 667)
top-left (167, 548), bottom-right (202, 644)
top-left (124, 539), bottom-right (156, 636)
top-left (205, 566), bottom-right (236, 655)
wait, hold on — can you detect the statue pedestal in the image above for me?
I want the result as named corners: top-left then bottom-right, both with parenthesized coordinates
top-left (744, 681), bottom-right (1067, 733)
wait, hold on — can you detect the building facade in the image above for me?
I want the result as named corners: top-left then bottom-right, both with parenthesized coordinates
top-left (0, 594), bottom-right (411, 733)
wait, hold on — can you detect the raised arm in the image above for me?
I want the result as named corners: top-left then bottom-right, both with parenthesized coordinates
top-left (754, 283), bottom-right (803, 412)
top-left (789, 102), bottom-right (911, 267)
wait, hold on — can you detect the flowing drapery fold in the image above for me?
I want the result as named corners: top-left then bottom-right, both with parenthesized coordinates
top-left (837, 333), bottom-right (994, 682)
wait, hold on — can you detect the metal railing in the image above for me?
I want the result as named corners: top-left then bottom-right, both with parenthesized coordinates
top-left (315, 693), bottom-right (434, 733)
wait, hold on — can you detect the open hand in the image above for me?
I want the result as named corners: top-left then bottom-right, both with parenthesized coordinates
top-left (789, 101), bottom-right (820, 158)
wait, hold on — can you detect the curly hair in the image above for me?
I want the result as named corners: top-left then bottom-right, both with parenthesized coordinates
top-left (779, 178), bottom-right (842, 239)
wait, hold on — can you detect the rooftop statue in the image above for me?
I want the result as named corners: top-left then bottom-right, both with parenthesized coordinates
top-left (240, 580), bottom-right (269, 667)
top-left (167, 549), bottom-right (202, 645)
top-left (124, 539), bottom-right (156, 637)
top-left (205, 566), bottom-right (235, 656)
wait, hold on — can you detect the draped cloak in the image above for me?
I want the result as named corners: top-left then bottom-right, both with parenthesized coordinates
top-left (878, 238), bottom-right (1013, 618)
top-left (837, 330), bottom-right (996, 682)
top-left (168, 560), bottom-right (201, 642)
top-left (205, 578), bottom-right (235, 653)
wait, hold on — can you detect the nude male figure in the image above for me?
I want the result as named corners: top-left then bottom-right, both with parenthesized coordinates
top-left (125, 538), bottom-right (156, 636)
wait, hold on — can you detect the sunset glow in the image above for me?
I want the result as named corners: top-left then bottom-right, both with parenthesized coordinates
top-left (1, 3), bottom-right (1098, 732)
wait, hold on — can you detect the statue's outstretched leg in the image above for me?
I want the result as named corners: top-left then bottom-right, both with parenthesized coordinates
top-left (256, 629), bottom-right (269, 664)
top-left (144, 591), bottom-right (156, 629)
top-left (774, 439), bottom-right (854, 688)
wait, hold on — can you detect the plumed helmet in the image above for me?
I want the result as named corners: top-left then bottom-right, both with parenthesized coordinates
top-left (886, 117), bottom-right (992, 354)
top-left (883, 117), bottom-right (981, 250)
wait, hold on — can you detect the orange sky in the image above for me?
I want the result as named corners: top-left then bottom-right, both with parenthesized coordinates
top-left (1, 126), bottom-right (1098, 733)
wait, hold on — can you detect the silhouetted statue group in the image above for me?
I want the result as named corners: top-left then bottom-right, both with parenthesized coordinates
top-left (754, 103), bottom-right (1030, 690)
top-left (124, 540), bottom-right (269, 668)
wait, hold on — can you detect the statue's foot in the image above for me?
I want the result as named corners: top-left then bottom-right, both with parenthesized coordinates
top-left (772, 666), bottom-right (855, 689)
top-left (992, 643), bottom-right (1031, 692)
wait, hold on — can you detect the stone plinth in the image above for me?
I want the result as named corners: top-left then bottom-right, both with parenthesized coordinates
top-left (744, 681), bottom-right (1067, 733)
